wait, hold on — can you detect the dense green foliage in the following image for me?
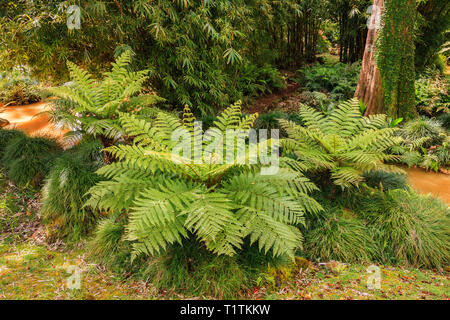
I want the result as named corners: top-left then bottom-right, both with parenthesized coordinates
top-left (1, 0), bottom-right (449, 300)
top-left (304, 206), bottom-right (378, 263)
top-left (328, 0), bottom-right (372, 63)
top-left (351, 190), bottom-right (450, 268)
top-left (377, 0), bottom-right (416, 119)
top-left (41, 140), bottom-right (104, 241)
top-left (1, 135), bottom-right (61, 187)
top-left (299, 62), bottom-right (360, 101)
top-left (0, 129), bottom-right (26, 161)
top-left (362, 170), bottom-right (408, 191)
top-left (281, 99), bottom-right (402, 189)
top-left (0, 69), bottom-right (41, 106)
top-left (394, 117), bottom-right (449, 171)
top-left (48, 51), bottom-right (164, 148)
top-left (86, 102), bottom-right (322, 261)
top-left (415, 72), bottom-right (449, 117)
top-left (0, 0), bottom-right (328, 113)
top-left (415, 1), bottom-right (450, 72)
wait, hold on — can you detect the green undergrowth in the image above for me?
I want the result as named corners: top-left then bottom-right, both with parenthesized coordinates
top-left (1, 134), bottom-right (62, 187)
top-left (41, 140), bottom-right (104, 242)
top-left (0, 242), bottom-right (448, 300)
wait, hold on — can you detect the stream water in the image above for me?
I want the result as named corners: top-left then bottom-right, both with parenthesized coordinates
top-left (405, 166), bottom-right (450, 205)
top-left (1, 102), bottom-right (66, 140)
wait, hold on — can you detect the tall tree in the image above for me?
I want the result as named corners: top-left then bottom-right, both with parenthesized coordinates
top-left (355, 0), bottom-right (416, 119)
top-left (354, 0), bottom-right (384, 115)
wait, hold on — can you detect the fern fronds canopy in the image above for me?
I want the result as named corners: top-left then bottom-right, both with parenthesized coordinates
top-left (280, 99), bottom-right (403, 189)
top-left (86, 102), bottom-right (322, 260)
top-left (47, 51), bottom-right (165, 146)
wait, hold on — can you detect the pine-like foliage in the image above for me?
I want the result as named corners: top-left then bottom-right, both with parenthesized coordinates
top-left (47, 51), bottom-right (164, 147)
top-left (2, 134), bottom-right (61, 187)
top-left (0, 129), bottom-right (26, 162)
top-left (86, 102), bottom-right (322, 260)
top-left (41, 140), bottom-right (104, 241)
top-left (280, 99), bottom-right (403, 189)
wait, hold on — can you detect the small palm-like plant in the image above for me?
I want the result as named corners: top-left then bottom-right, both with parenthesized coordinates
top-left (280, 99), bottom-right (403, 189)
top-left (48, 51), bottom-right (164, 149)
top-left (86, 102), bottom-right (322, 260)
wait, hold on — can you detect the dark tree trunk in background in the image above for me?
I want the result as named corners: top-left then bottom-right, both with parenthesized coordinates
top-left (355, 0), bottom-right (385, 116)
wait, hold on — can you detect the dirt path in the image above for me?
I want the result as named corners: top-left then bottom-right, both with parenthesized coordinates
top-left (405, 167), bottom-right (450, 205)
top-left (246, 80), bottom-right (301, 115)
top-left (1, 101), bottom-right (66, 140)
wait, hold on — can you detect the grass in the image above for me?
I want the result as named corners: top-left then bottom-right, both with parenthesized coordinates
top-left (2, 134), bottom-right (62, 187)
top-left (351, 189), bottom-right (450, 269)
top-left (41, 140), bottom-right (103, 242)
top-left (0, 242), bottom-right (448, 300)
top-left (264, 262), bottom-right (449, 300)
top-left (0, 243), bottom-right (162, 300)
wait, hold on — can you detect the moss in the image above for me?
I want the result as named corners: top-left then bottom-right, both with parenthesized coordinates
top-left (377, 0), bottom-right (416, 119)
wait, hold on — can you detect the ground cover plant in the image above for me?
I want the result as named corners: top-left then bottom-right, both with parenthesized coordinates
top-left (1, 134), bottom-right (61, 187)
top-left (299, 62), bottom-right (361, 101)
top-left (394, 116), bottom-right (450, 171)
top-left (0, 68), bottom-right (41, 106)
top-left (41, 140), bottom-right (104, 242)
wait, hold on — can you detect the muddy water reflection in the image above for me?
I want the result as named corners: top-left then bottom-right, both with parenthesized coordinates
top-left (405, 167), bottom-right (450, 205)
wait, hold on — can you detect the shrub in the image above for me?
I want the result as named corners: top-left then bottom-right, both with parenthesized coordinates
top-left (352, 190), bottom-right (450, 269)
top-left (400, 117), bottom-right (446, 148)
top-left (0, 69), bottom-right (41, 106)
top-left (86, 102), bottom-right (322, 263)
top-left (88, 215), bottom-right (133, 273)
top-left (2, 135), bottom-right (61, 187)
top-left (304, 208), bottom-right (378, 263)
top-left (141, 239), bottom-right (253, 298)
top-left (0, 82), bottom-right (41, 106)
top-left (41, 140), bottom-right (104, 241)
top-left (0, 129), bottom-right (26, 161)
top-left (281, 99), bottom-right (403, 189)
top-left (363, 171), bottom-right (408, 191)
top-left (437, 112), bottom-right (450, 130)
top-left (298, 91), bottom-right (332, 114)
top-left (254, 111), bottom-right (285, 131)
top-left (299, 62), bottom-right (360, 100)
top-left (415, 72), bottom-right (449, 117)
top-left (237, 63), bottom-right (285, 98)
top-left (395, 117), bottom-right (449, 171)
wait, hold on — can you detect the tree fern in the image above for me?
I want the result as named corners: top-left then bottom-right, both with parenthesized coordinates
top-left (280, 99), bottom-right (403, 189)
top-left (47, 51), bottom-right (165, 149)
top-left (86, 102), bottom-right (322, 260)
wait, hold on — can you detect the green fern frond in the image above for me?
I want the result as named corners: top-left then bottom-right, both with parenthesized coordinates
top-left (282, 99), bottom-right (401, 189)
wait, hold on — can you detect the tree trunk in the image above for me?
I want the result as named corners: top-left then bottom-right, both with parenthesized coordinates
top-left (355, 0), bottom-right (385, 116)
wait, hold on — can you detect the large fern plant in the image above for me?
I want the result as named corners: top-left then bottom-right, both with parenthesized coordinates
top-left (86, 102), bottom-right (322, 260)
top-left (280, 99), bottom-right (403, 189)
top-left (47, 51), bottom-right (164, 148)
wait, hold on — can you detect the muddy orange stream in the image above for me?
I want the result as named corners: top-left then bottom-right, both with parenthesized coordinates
top-left (1, 102), bottom-right (67, 140)
top-left (405, 167), bottom-right (450, 205)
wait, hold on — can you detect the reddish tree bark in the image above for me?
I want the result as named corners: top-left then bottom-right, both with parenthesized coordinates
top-left (355, 0), bottom-right (385, 115)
